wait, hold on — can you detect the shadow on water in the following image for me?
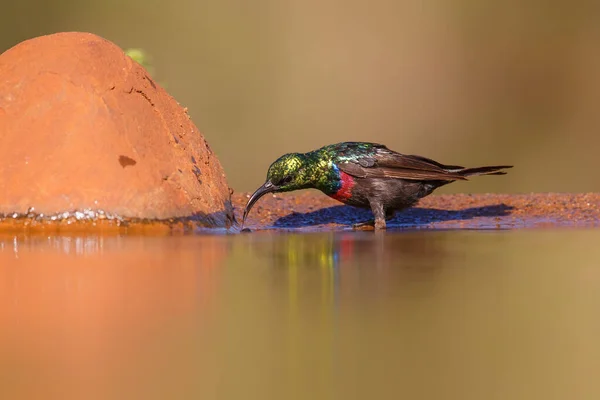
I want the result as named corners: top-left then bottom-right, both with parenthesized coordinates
top-left (273, 203), bottom-right (514, 228)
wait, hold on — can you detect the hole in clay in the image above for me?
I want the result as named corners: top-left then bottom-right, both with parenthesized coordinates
top-left (118, 155), bottom-right (137, 168)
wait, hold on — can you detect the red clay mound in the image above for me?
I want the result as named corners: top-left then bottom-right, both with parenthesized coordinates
top-left (0, 32), bottom-right (233, 228)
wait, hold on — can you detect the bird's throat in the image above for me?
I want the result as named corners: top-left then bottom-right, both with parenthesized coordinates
top-left (329, 170), bottom-right (355, 201)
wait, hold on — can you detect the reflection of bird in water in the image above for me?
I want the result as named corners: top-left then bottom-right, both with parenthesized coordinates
top-left (249, 232), bottom-right (450, 306)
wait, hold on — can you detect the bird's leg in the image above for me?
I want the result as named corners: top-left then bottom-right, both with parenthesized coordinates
top-left (373, 202), bottom-right (387, 230)
top-left (352, 200), bottom-right (387, 230)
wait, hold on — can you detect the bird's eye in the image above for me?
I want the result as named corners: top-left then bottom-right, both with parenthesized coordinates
top-left (279, 175), bottom-right (293, 185)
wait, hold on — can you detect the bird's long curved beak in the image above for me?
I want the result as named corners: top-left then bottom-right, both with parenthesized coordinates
top-left (242, 181), bottom-right (277, 229)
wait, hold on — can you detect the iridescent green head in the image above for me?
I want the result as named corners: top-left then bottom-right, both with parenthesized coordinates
top-left (265, 153), bottom-right (307, 191)
top-left (242, 153), bottom-right (311, 228)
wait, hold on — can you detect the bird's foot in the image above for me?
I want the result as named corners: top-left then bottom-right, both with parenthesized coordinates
top-left (374, 218), bottom-right (387, 230)
top-left (352, 219), bottom-right (387, 231)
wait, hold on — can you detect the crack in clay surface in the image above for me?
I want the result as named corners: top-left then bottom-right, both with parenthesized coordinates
top-left (133, 88), bottom-right (154, 107)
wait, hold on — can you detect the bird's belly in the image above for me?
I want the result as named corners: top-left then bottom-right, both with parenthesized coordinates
top-left (374, 179), bottom-right (441, 210)
top-left (327, 191), bottom-right (370, 207)
top-left (352, 178), bottom-right (444, 210)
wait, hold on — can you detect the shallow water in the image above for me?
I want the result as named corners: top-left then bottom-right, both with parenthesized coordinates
top-left (1, 229), bottom-right (600, 399)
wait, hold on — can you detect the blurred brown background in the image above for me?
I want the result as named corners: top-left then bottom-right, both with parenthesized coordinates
top-left (2, 0), bottom-right (599, 193)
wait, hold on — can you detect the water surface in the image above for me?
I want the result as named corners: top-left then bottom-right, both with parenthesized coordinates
top-left (1, 230), bottom-right (599, 399)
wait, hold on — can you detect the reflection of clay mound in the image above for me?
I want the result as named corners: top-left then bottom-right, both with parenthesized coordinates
top-left (0, 234), bottom-right (227, 398)
top-left (0, 32), bottom-right (233, 227)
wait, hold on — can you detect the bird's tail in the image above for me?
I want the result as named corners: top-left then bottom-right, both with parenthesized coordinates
top-left (455, 165), bottom-right (513, 177)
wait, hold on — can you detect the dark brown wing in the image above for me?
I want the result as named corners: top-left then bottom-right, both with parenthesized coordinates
top-left (337, 147), bottom-right (468, 181)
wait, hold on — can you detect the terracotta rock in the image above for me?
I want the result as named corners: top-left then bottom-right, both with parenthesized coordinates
top-left (0, 32), bottom-right (234, 227)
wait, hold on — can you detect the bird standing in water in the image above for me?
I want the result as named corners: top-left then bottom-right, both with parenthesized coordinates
top-left (242, 142), bottom-right (512, 230)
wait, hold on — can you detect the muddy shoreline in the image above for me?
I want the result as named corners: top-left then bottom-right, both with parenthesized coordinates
top-left (0, 192), bottom-right (597, 232)
top-left (233, 192), bottom-right (600, 231)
